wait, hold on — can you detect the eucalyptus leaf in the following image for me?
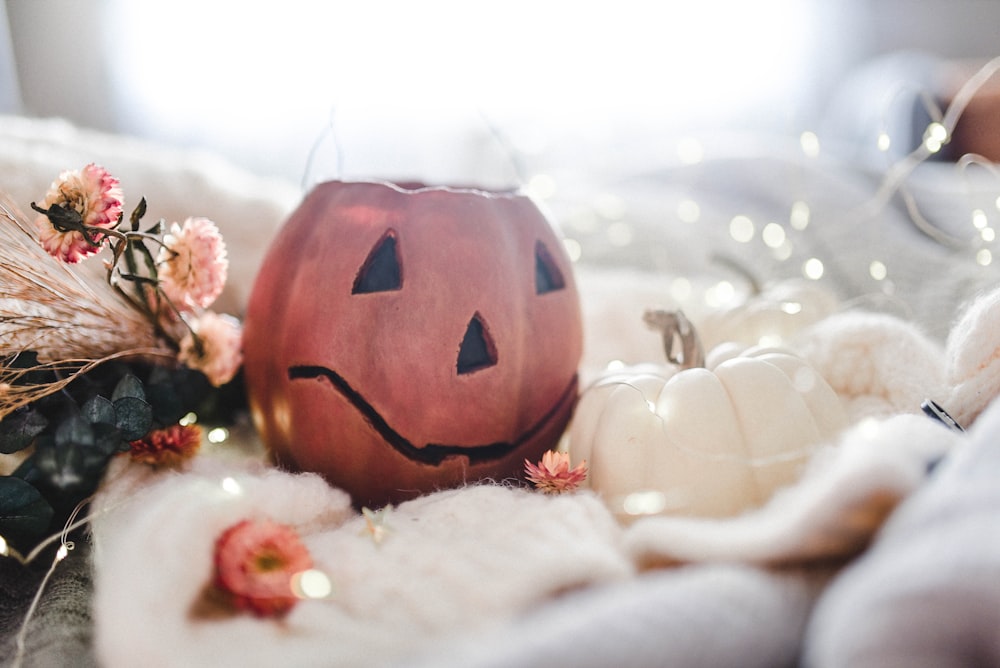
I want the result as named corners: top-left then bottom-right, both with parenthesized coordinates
top-left (55, 414), bottom-right (95, 449)
top-left (33, 441), bottom-right (86, 492)
top-left (0, 476), bottom-right (53, 537)
top-left (81, 395), bottom-right (116, 426)
top-left (0, 408), bottom-right (48, 454)
top-left (113, 396), bottom-right (152, 441)
top-left (112, 374), bottom-right (145, 402)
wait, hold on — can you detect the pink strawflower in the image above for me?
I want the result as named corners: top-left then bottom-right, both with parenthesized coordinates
top-left (213, 519), bottom-right (313, 617)
top-left (129, 423), bottom-right (202, 467)
top-left (34, 163), bottom-right (123, 263)
top-left (524, 450), bottom-right (588, 494)
top-left (178, 311), bottom-right (243, 386)
top-left (157, 217), bottom-right (228, 310)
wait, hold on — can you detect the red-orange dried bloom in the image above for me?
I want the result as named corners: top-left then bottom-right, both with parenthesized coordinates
top-left (129, 423), bottom-right (202, 467)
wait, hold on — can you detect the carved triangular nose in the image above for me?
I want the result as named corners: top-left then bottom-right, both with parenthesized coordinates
top-left (457, 313), bottom-right (497, 375)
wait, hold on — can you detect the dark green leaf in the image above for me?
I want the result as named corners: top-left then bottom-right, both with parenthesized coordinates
top-left (130, 197), bottom-right (147, 231)
top-left (0, 408), bottom-right (48, 454)
top-left (81, 395), bottom-right (116, 426)
top-left (55, 414), bottom-right (95, 449)
top-left (111, 374), bottom-right (145, 402)
top-left (0, 476), bottom-right (53, 537)
top-left (91, 423), bottom-right (125, 455)
top-left (33, 441), bottom-right (87, 492)
top-left (113, 396), bottom-right (152, 441)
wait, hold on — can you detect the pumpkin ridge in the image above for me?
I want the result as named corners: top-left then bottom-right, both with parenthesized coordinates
top-left (289, 364), bottom-right (577, 466)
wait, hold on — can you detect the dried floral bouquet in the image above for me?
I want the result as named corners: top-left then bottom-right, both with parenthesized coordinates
top-left (0, 164), bottom-right (244, 554)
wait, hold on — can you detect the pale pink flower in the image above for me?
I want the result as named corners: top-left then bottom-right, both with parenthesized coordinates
top-left (213, 519), bottom-right (313, 617)
top-left (34, 163), bottom-right (123, 263)
top-left (157, 217), bottom-right (228, 310)
top-left (178, 311), bottom-right (243, 386)
top-left (524, 450), bottom-right (588, 494)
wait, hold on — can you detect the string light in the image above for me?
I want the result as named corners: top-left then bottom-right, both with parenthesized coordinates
top-left (207, 427), bottom-right (229, 444)
top-left (972, 209), bottom-right (989, 229)
top-left (676, 198), bottom-right (701, 223)
top-left (977, 249), bottom-right (993, 266)
top-left (802, 257), bottom-right (824, 280)
top-left (789, 201), bottom-right (810, 230)
top-left (179, 411), bottom-right (198, 426)
top-left (729, 215), bottom-right (755, 243)
top-left (622, 490), bottom-right (667, 516)
top-left (800, 131), bottom-right (820, 158)
top-left (869, 260), bottom-right (888, 281)
top-left (922, 122), bottom-right (948, 153)
top-left (761, 222), bottom-right (786, 248)
top-left (982, 228), bottom-right (996, 243)
top-left (676, 137), bottom-right (704, 165)
top-left (291, 568), bottom-right (333, 600)
top-left (877, 132), bottom-right (892, 152)
top-left (562, 238), bottom-right (582, 262)
top-left (221, 476), bottom-right (242, 495)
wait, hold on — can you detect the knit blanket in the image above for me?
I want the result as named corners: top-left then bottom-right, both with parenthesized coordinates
top-left (3, 113), bottom-right (1000, 667)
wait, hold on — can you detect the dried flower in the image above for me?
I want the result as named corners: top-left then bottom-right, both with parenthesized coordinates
top-left (178, 311), bottom-right (243, 386)
top-left (129, 423), bottom-right (202, 467)
top-left (157, 217), bottom-right (228, 311)
top-left (213, 519), bottom-right (313, 617)
top-left (524, 450), bottom-right (588, 494)
top-left (33, 163), bottom-right (124, 263)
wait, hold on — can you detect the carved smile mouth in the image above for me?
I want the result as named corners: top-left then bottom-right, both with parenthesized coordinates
top-left (289, 365), bottom-right (577, 466)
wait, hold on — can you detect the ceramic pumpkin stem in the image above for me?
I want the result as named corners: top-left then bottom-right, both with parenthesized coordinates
top-left (642, 309), bottom-right (705, 370)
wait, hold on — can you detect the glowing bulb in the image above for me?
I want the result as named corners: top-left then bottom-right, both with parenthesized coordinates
top-left (677, 198), bottom-right (701, 223)
top-left (527, 173), bottom-right (556, 200)
top-left (780, 301), bottom-right (802, 315)
top-left (877, 132), bottom-right (891, 152)
top-left (762, 222), bottom-right (786, 248)
top-left (179, 412), bottom-right (198, 426)
top-left (790, 201), bottom-right (810, 230)
top-left (982, 227), bottom-right (996, 242)
top-left (977, 248), bottom-right (993, 266)
top-left (292, 569), bottom-right (333, 600)
top-left (705, 280), bottom-right (736, 307)
top-left (803, 257), bottom-right (824, 280)
top-left (677, 137), bottom-right (704, 164)
top-left (973, 209), bottom-right (989, 229)
top-left (771, 240), bottom-right (793, 261)
top-left (606, 221), bottom-right (633, 247)
top-left (563, 238), bottom-right (582, 262)
top-left (606, 359), bottom-right (626, 372)
top-left (869, 260), bottom-right (888, 281)
top-left (623, 490), bottom-right (667, 516)
top-left (670, 276), bottom-right (692, 301)
top-left (207, 427), bottom-right (229, 444)
top-left (800, 131), bottom-right (820, 157)
top-left (923, 122), bottom-right (948, 153)
top-left (0, 535), bottom-right (7, 557)
top-left (729, 215), bottom-right (754, 243)
top-left (55, 545), bottom-right (69, 562)
top-left (221, 477), bottom-right (242, 495)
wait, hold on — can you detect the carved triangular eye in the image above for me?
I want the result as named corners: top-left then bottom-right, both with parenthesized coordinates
top-left (353, 231), bottom-right (402, 294)
top-left (457, 313), bottom-right (497, 375)
top-left (535, 241), bottom-right (565, 294)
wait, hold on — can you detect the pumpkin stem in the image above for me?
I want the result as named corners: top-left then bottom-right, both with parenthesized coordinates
top-left (642, 309), bottom-right (705, 370)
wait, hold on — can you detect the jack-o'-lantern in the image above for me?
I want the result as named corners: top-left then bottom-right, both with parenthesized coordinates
top-left (243, 180), bottom-right (583, 508)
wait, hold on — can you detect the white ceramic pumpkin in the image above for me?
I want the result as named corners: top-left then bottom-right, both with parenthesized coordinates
top-left (697, 277), bottom-right (839, 350)
top-left (568, 310), bottom-right (847, 520)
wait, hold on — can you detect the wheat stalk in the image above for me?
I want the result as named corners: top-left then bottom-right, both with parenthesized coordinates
top-left (0, 198), bottom-right (174, 419)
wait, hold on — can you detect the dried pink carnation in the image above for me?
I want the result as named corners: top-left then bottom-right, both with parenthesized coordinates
top-left (34, 163), bottom-right (124, 263)
top-left (157, 217), bottom-right (228, 310)
top-left (525, 450), bottom-right (588, 494)
top-left (213, 519), bottom-right (313, 617)
top-left (178, 311), bottom-right (243, 386)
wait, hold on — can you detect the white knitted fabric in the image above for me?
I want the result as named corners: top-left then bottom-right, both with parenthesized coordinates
top-left (4, 113), bottom-right (1000, 666)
